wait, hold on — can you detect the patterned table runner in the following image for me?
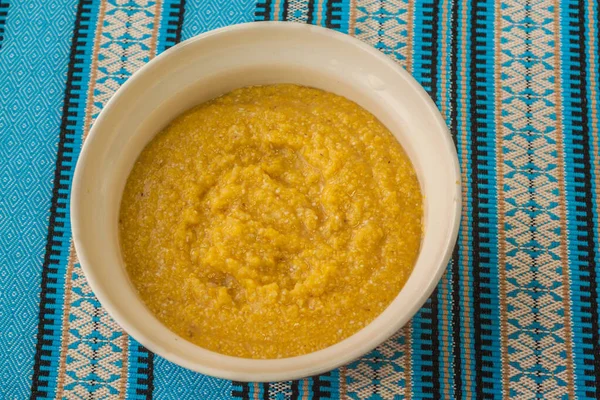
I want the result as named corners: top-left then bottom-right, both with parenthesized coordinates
top-left (1, 0), bottom-right (599, 398)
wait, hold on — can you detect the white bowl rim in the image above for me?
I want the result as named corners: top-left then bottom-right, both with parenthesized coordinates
top-left (71, 21), bottom-right (461, 382)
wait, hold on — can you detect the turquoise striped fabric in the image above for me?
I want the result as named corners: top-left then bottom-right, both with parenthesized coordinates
top-left (1, 0), bottom-right (599, 398)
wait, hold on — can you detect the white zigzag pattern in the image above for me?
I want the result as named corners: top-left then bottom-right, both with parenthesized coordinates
top-left (498, 0), bottom-right (571, 397)
top-left (353, 0), bottom-right (409, 66)
top-left (345, 330), bottom-right (408, 399)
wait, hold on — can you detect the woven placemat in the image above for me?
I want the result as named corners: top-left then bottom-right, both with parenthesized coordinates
top-left (1, 0), bottom-right (599, 398)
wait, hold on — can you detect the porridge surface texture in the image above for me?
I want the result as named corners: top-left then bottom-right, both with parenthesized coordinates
top-left (119, 84), bottom-right (423, 358)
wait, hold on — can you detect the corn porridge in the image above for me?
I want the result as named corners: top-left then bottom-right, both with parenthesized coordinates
top-left (119, 84), bottom-right (422, 358)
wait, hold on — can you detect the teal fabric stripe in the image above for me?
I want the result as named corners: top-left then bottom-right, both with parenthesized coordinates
top-left (232, 381), bottom-right (249, 398)
top-left (156, 0), bottom-right (186, 52)
top-left (471, 0), bottom-right (502, 396)
top-left (127, 340), bottom-right (153, 399)
top-left (582, 0), bottom-right (600, 392)
top-left (454, 0), bottom-right (474, 396)
top-left (298, 380), bottom-right (306, 399)
top-left (337, 0), bottom-right (350, 33)
top-left (318, 371), bottom-right (339, 398)
top-left (409, 299), bottom-right (436, 398)
top-left (278, 0), bottom-right (285, 20)
top-left (255, 0), bottom-right (270, 21)
top-left (560, 0), bottom-right (599, 397)
top-left (247, 382), bottom-right (257, 399)
top-left (409, 0), bottom-right (439, 398)
top-left (435, 0), bottom-right (454, 397)
top-left (584, 0), bottom-right (600, 371)
top-left (315, 0), bottom-right (325, 26)
top-left (437, 265), bottom-right (454, 398)
top-left (268, 0), bottom-right (276, 21)
top-left (410, 0), bottom-right (435, 97)
top-left (0, 0), bottom-right (85, 396)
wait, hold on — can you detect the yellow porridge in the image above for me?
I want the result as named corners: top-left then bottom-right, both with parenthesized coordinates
top-left (119, 84), bottom-right (422, 358)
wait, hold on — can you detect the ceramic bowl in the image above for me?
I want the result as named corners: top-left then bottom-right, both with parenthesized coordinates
top-left (71, 21), bottom-right (460, 382)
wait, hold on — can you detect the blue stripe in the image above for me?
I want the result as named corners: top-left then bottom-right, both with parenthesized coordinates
top-left (470, 0), bottom-right (502, 396)
top-left (410, 0), bottom-right (435, 96)
top-left (457, 0), bottom-right (476, 394)
top-left (278, 0), bottom-right (285, 20)
top-left (437, 267), bottom-right (454, 398)
top-left (560, 0), bottom-right (599, 397)
top-left (409, 1), bottom-right (438, 398)
top-left (269, 0), bottom-right (276, 20)
top-left (436, 0), bottom-right (454, 396)
top-left (322, 369), bottom-right (340, 398)
top-left (584, 0), bottom-right (600, 377)
top-left (156, 0), bottom-right (185, 53)
top-left (126, 340), bottom-right (153, 399)
top-left (409, 298), bottom-right (436, 398)
top-left (337, 0), bottom-right (350, 33)
top-left (255, 0), bottom-right (270, 21)
top-left (318, 0), bottom-right (326, 26)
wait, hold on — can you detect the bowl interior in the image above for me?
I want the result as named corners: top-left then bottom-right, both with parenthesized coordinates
top-left (72, 22), bottom-right (460, 382)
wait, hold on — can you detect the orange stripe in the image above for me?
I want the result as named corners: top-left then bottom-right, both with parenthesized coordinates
top-left (253, 383), bottom-right (260, 400)
top-left (149, 0), bottom-right (164, 57)
top-left (439, 0), bottom-right (448, 118)
top-left (348, 0), bottom-right (357, 35)
top-left (302, 379), bottom-right (309, 400)
top-left (56, 0), bottom-right (107, 393)
top-left (118, 334), bottom-right (130, 399)
top-left (316, 0), bottom-right (324, 26)
top-left (440, 272), bottom-right (452, 398)
top-left (54, 245), bottom-right (77, 399)
top-left (403, 324), bottom-right (412, 400)
top-left (82, 0), bottom-right (107, 141)
top-left (273, 0), bottom-right (281, 21)
top-left (405, 0), bottom-right (414, 73)
top-left (494, 0), bottom-right (509, 395)
top-left (459, 0), bottom-right (473, 395)
top-left (339, 366), bottom-right (347, 399)
top-left (438, 0), bottom-right (451, 397)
